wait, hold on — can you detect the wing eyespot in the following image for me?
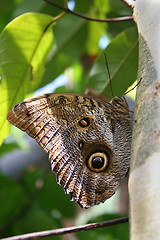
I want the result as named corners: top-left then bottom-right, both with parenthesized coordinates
top-left (78, 140), bottom-right (84, 150)
top-left (87, 152), bottom-right (109, 173)
top-left (77, 117), bottom-right (92, 128)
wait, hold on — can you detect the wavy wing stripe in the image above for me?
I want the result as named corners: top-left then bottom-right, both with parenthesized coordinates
top-left (49, 133), bottom-right (83, 174)
top-left (7, 109), bottom-right (29, 128)
top-left (68, 165), bottom-right (85, 200)
top-left (57, 151), bottom-right (82, 189)
top-left (73, 168), bottom-right (86, 203)
top-left (47, 123), bottom-right (80, 161)
top-left (48, 136), bottom-right (69, 165)
top-left (65, 163), bottom-right (83, 195)
top-left (23, 100), bottom-right (49, 113)
top-left (20, 112), bottom-right (44, 131)
top-left (56, 159), bottom-right (73, 185)
top-left (26, 117), bottom-right (52, 139)
top-left (50, 145), bottom-right (67, 168)
top-left (43, 128), bottom-right (69, 153)
top-left (36, 122), bottom-right (60, 144)
top-left (47, 133), bottom-right (65, 156)
top-left (37, 127), bottom-right (60, 151)
top-left (71, 170), bottom-right (84, 203)
top-left (62, 159), bottom-right (81, 191)
top-left (51, 150), bottom-right (69, 173)
top-left (79, 175), bottom-right (96, 208)
top-left (78, 186), bottom-right (92, 208)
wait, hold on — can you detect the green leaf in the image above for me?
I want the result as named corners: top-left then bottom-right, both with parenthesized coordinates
top-left (13, 0), bottom-right (62, 19)
top-left (37, 173), bottom-right (76, 218)
top-left (88, 27), bottom-right (138, 99)
top-left (76, 214), bottom-right (129, 240)
top-left (23, 169), bottom-right (76, 218)
top-left (12, 205), bottom-right (62, 240)
top-left (0, 12), bottom-right (54, 146)
top-left (107, 0), bottom-right (134, 36)
top-left (0, 174), bottom-right (27, 230)
top-left (41, 0), bottom-right (108, 89)
top-left (13, 0), bottom-right (45, 16)
top-left (41, 15), bottom-right (87, 88)
top-left (0, 0), bottom-right (21, 34)
top-left (84, 0), bottom-right (109, 55)
top-left (0, 141), bottom-right (19, 156)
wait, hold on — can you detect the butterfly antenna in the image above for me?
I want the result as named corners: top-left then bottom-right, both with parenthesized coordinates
top-left (123, 77), bottom-right (142, 97)
top-left (104, 53), bottom-right (114, 98)
top-left (122, 77), bottom-right (142, 111)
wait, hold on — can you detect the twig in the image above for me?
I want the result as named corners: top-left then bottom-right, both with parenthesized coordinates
top-left (44, 0), bottom-right (133, 22)
top-left (104, 53), bottom-right (114, 98)
top-left (0, 217), bottom-right (128, 240)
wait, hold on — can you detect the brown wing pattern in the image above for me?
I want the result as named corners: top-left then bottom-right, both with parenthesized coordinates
top-left (7, 93), bottom-right (131, 208)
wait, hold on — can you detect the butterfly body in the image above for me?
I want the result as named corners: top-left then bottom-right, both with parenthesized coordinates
top-left (7, 93), bottom-right (131, 208)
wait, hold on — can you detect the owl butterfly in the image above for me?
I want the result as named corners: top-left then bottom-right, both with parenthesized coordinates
top-left (7, 93), bottom-right (131, 208)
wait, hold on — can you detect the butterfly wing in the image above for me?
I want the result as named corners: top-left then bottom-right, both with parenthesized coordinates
top-left (7, 93), bottom-right (131, 208)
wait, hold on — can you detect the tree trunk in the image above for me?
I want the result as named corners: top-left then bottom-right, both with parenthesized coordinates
top-left (124, 0), bottom-right (160, 239)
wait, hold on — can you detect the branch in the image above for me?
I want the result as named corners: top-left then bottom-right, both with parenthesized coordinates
top-left (0, 217), bottom-right (128, 240)
top-left (44, 0), bottom-right (133, 22)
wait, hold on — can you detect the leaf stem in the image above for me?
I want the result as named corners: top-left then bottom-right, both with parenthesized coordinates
top-left (44, 0), bottom-right (133, 22)
top-left (53, 11), bottom-right (66, 22)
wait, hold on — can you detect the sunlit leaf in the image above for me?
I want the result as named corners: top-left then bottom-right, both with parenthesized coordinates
top-left (0, 12), bottom-right (54, 145)
top-left (88, 27), bottom-right (138, 99)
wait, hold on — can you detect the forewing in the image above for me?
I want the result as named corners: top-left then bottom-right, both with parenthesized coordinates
top-left (7, 93), bottom-right (131, 208)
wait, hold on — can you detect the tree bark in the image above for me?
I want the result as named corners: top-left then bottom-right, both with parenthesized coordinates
top-left (124, 0), bottom-right (160, 239)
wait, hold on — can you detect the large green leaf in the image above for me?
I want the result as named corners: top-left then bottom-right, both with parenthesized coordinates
top-left (41, 0), bottom-right (108, 89)
top-left (0, 0), bottom-right (21, 33)
top-left (22, 169), bottom-right (76, 218)
top-left (107, 0), bottom-right (134, 36)
top-left (40, 15), bottom-right (86, 88)
top-left (12, 205), bottom-right (61, 240)
top-left (37, 173), bottom-right (76, 218)
top-left (13, 0), bottom-right (64, 18)
top-left (0, 174), bottom-right (27, 231)
top-left (0, 12), bottom-right (54, 145)
top-left (0, 171), bottom-right (62, 239)
top-left (76, 214), bottom-right (129, 240)
top-left (88, 26), bottom-right (138, 99)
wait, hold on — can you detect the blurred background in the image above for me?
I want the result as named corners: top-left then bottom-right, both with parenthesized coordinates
top-left (0, 0), bottom-right (138, 239)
